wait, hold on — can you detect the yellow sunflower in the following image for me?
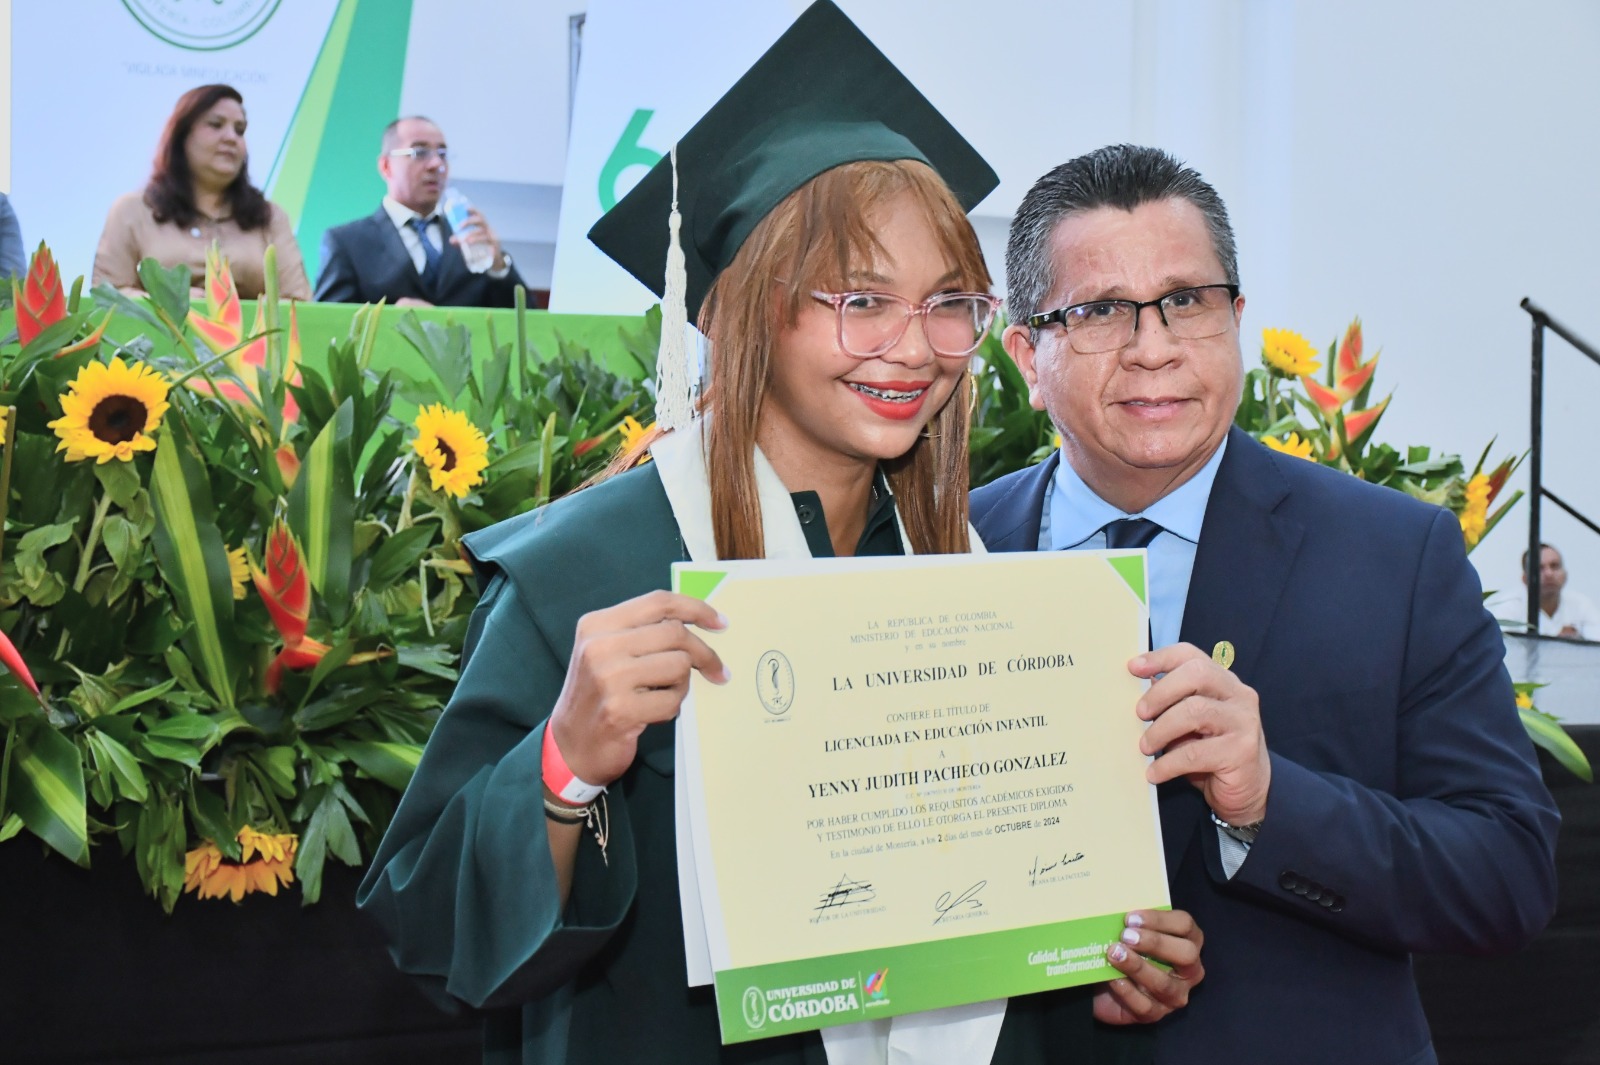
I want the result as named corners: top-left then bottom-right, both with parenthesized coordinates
top-left (1262, 431), bottom-right (1315, 461)
top-left (1261, 328), bottom-right (1322, 377)
top-left (226, 545), bottom-right (250, 600)
top-left (47, 357), bottom-right (170, 464)
top-left (412, 404), bottom-right (489, 499)
top-left (1458, 473), bottom-right (1490, 548)
top-left (182, 825), bottom-right (298, 902)
top-left (0, 405), bottom-right (9, 447)
top-left (1515, 690), bottom-right (1534, 711)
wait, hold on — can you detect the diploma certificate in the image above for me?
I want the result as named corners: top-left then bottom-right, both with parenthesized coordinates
top-left (674, 551), bottom-right (1168, 1044)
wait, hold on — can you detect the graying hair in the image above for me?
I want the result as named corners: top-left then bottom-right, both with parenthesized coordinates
top-left (380, 115), bottom-right (440, 152)
top-left (1005, 144), bottom-right (1239, 324)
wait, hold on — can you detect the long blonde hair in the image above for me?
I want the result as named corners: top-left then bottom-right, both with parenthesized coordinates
top-left (698, 159), bottom-right (990, 559)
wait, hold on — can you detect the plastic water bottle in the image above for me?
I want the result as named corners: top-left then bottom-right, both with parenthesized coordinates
top-left (440, 186), bottom-right (494, 273)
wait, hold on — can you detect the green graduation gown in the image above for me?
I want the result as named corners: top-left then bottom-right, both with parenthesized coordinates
top-left (357, 463), bottom-right (1151, 1064)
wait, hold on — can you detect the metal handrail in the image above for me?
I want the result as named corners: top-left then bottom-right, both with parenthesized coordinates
top-left (1519, 298), bottom-right (1600, 631)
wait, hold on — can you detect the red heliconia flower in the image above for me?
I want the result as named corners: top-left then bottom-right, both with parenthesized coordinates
top-left (251, 521), bottom-right (309, 647)
top-left (187, 248), bottom-right (300, 423)
top-left (275, 444), bottom-right (301, 489)
top-left (250, 520), bottom-right (388, 694)
top-left (55, 313), bottom-right (112, 359)
top-left (0, 626), bottom-right (43, 706)
top-left (13, 243), bottom-right (68, 346)
top-left (1341, 396), bottom-right (1390, 442)
top-left (1336, 318), bottom-right (1364, 377)
top-left (1327, 397), bottom-right (1393, 459)
top-left (1301, 375), bottom-right (1345, 416)
top-left (1484, 456), bottom-right (1516, 505)
top-left (1303, 318), bottom-right (1382, 417)
top-left (1335, 351), bottom-right (1380, 399)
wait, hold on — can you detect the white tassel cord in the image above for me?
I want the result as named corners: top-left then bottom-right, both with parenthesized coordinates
top-left (656, 145), bottom-right (694, 431)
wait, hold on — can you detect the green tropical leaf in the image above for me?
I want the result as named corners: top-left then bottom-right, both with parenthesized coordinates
top-left (288, 399), bottom-right (356, 626)
top-left (106, 678), bottom-right (178, 715)
top-left (101, 514), bottom-right (143, 575)
top-left (297, 640), bottom-right (355, 710)
top-left (8, 716), bottom-right (89, 864)
top-left (137, 735), bottom-right (203, 769)
top-left (252, 746), bottom-right (298, 798)
top-left (367, 525), bottom-right (436, 591)
top-left (133, 787), bottom-right (185, 912)
top-left (296, 786), bottom-right (361, 905)
top-left (395, 314), bottom-right (473, 402)
top-left (149, 428), bottom-right (236, 707)
top-left (1520, 708), bottom-right (1593, 782)
top-left (142, 714), bottom-right (220, 742)
top-left (88, 730), bottom-right (149, 803)
top-left (332, 738), bottom-right (423, 790)
top-left (397, 643), bottom-right (459, 681)
top-left (135, 260), bottom-right (191, 337)
top-left (15, 521), bottom-right (75, 588)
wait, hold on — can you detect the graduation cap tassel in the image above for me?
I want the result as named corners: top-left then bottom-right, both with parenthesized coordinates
top-left (655, 146), bottom-right (694, 432)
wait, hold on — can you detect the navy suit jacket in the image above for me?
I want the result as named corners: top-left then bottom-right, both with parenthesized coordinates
top-left (972, 428), bottom-right (1559, 1065)
top-left (314, 207), bottom-right (526, 308)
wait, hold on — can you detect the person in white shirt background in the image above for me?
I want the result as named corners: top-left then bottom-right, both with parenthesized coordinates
top-left (1523, 542), bottom-right (1600, 641)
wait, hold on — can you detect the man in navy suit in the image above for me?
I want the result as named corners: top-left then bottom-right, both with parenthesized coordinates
top-left (972, 144), bottom-right (1558, 1065)
top-left (314, 116), bottom-right (526, 307)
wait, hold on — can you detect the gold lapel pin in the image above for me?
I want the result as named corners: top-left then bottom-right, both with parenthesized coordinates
top-left (1211, 640), bottom-right (1235, 670)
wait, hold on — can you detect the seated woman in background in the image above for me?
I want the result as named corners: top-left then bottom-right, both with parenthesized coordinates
top-left (93, 83), bottom-right (310, 300)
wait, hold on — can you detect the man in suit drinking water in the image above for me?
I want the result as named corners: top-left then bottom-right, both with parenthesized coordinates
top-left (314, 115), bottom-right (526, 307)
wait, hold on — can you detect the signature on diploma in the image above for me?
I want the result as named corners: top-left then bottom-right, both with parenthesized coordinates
top-left (933, 881), bottom-right (987, 925)
top-left (816, 874), bottom-right (877, 911)
top-left (1028, 851), bottom-right (1085, 886)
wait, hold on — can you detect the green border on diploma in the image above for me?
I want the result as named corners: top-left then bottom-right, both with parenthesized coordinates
top-left (677, 569), bottom-right (728, 601)
top-left (712, 908), bottom-right (1162, 1044)
top-left (1106, 556), bottom-right (1148, 604)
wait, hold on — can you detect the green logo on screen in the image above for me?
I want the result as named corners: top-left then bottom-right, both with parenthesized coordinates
top-left (123, 0), bottom-right (282, 51)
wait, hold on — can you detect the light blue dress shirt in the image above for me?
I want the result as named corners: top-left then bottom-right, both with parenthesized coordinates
top-left (1038, 438), bottom-right (1250, 874)
top-left (1037, 437), bottom-right (1228, 652)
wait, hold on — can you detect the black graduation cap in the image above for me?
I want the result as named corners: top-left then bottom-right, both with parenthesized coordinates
top-left (587, 0), bottom-right (998, 323)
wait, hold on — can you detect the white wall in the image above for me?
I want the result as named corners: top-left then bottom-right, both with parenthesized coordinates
top-left (402, 0), bottom-right (578, 187)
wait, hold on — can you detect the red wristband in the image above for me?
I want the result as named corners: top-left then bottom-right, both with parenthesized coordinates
top-left (542, 724), bottom-right (605, 806)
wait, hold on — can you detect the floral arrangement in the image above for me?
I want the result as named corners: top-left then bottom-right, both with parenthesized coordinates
top-left (1, 251), bottom-right (1586, 910)
top-left (1236, 319), bottom-right (1589, 781)
top-left (1240, 320), bottom-right (1522, 550)
top-left (0, 243), bottom-right (659, 909)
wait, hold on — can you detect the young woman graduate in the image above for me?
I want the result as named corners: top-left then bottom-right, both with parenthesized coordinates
top-left (358, 5), bottom-right (1203, 1063)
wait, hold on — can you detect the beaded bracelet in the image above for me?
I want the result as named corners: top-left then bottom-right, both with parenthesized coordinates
top-left (543, 792), bottom-right (610, 866)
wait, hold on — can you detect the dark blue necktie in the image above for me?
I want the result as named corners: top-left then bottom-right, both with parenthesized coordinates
top-left (408, 216), bottom-right (443, 291)
top-left (1102, 518), bottom-right (1162, 550)
top-left (1102, 519), bottom-right (1161, 649)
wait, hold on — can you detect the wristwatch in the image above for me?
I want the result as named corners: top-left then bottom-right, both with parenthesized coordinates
top-left (1210, 809), bottom-right (1264, 844)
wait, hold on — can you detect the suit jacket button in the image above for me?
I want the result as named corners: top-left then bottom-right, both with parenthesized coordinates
top-left (1279, 871), bottom-right (1299, 892)
top-left (1317, 895), bottom-right (1335, 908)
top-left (1327, 895), bottom-right (1344, 912)
top-left (1306, 886), bottom-right (1323, 902)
